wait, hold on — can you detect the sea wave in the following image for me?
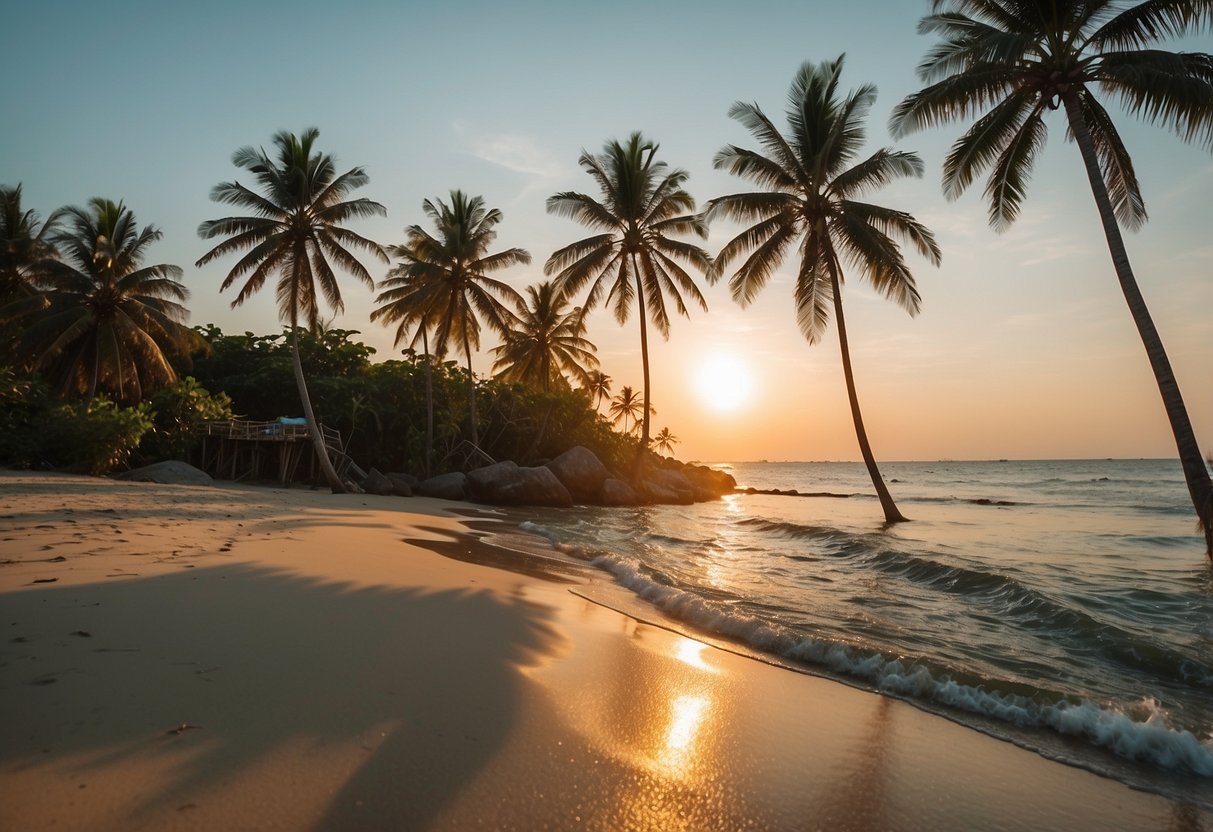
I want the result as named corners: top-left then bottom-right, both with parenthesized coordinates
top-left (589, 551), bottom-right (1213, 776)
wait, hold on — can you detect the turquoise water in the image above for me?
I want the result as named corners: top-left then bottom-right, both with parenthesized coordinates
top-left (513, 459), bottom-right (1213, 805)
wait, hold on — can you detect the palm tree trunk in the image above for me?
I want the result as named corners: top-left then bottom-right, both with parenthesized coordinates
top-left (829, 269), bottom-right (907, 524)
top-left (464, 330), bottom-right (478, 448)
top-left (290, 326), bottom-right (347, 493)
top-left (632, 255), bottom-right (652, 480)
top-left (1063, 94), bottom-right (1212, 557)
top-left (422, 327), bottom-right (433, 479)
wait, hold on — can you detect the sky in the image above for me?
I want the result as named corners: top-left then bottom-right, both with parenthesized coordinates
top-left (3, 0), bottom-right (1210, 464)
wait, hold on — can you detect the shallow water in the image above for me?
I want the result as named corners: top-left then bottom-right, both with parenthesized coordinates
top-left (514, 459), bottom-right (1213, 805)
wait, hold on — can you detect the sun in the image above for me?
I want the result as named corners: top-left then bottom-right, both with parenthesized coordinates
top-left (693, 353), bottom-right (753, 412)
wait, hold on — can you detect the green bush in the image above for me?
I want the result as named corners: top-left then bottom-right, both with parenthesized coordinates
top-left (42, 398), bottom-right (154, 475)
top-left (141, 376), bottom-right (233, 462)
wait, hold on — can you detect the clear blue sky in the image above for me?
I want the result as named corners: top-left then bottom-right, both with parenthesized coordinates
top-left (3, 1), bottom-right (1210, 462)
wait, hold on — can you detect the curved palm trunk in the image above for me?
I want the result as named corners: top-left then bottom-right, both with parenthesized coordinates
top-left (829, 270), bottom-right (907, 524)
top-left (422, 327), bottom-right (433, 479)
top-left (632, 255), bottom-right (652, 480)
top-left (290, 326), bottom-right (347, 493)
top-left (1063, 95), bottom-right (1212, 557)
top-left (464, 331), bottom-right (479, 448)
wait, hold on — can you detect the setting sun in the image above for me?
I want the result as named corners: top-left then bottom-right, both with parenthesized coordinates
top-left (694, 353), bottom-right (753, 412)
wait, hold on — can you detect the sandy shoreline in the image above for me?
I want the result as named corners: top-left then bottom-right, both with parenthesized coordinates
top-left (1, 470), bottom-right (1207, 831)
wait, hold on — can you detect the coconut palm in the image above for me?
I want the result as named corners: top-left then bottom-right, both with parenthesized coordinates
top-left (0, 184), bottom-right (60, 305)
top-left (13, 198), bottom-right (199, 402)
top-left (890, 0), bottom-right (1213, 554)
top-left (653, 427), bottom-right (679, 456)
top-left (375, 190), bottom-right (528, 448)
top-left (196, 127), bottom-right (387, 492)
top-left (706, 56), bottom-right (941, 524)
top-left (545, 132), bottom-right (712, 463)
top-left (582, 370), bottom-right (613, 412)
top-left (608, 385), bottom-right (644, 435)
top-left (491, 281), bottom-right (599, 391)
top-left (370, 262), bottom-right (441, 476)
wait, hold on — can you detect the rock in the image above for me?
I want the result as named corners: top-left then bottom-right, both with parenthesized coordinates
top-left (116, 460), bottom-right (213, 487)
top-left (641, 468), bottom-right (695, 504)
top-left (361, 468), bottom-right (394, 496)
top-left (386, 473), bottom-right (415, 497)
top-left (598, 478), bottom-right (640, 506)
top-left (467, 461), bottom-right (573, 508)
top-left (545, 446), bottom-right (609, 500)
top-left (681, 464), bottom-right (737, 497)
top-left (416, 472), bottom-right (468, 501)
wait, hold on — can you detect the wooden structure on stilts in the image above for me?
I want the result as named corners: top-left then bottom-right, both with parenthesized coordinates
top-left (196, 419), bottom-right (365, 487)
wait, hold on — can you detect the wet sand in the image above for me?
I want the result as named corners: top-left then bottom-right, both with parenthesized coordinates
top-left (0, 470), bottom-right (1207, 831)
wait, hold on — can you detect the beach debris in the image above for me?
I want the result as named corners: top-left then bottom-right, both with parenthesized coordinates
top-left (70, 630), bottom-right (92, 638)
top-left (166, 723), bottom-right (201, 735)
top-left (29, 674), bottom-right (58, 685)
top-left (30, 578), bottom-right (58, 584)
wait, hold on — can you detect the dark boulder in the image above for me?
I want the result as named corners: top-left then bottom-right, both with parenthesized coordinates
top-left (681, 464), bottom-right (737, 498)
top-left (545, 446), bottom-right (610, 500)
top-left (598, 478), bottom-right (640, 506)
top-left (417, 472), bottom-right (468, 501)
top-left (467, 461), bottom-right (573, 507)
top-left (362, 468), bottom-right (395, 496)
top-left (386, 472), bottom-right (415, 497)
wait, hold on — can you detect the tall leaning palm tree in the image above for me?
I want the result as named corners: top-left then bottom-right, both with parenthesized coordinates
top-left (706, 56), bottom-right (942, 524)
top-left (491, 281), bottom-right (599, 391)
top-left (197, 128), bottom-right (387, 493)
top-left (14, 198), bottom-right (199, 403)
top-left (890, 1), bottom-right (1213, 554)
top-left (375, 190), bottom-right (528, 448)
top-left (545, 132), bottom-right (712, 465)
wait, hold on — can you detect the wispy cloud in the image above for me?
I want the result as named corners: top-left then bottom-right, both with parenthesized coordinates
top-left (452, 122), bottom-right (567, 199)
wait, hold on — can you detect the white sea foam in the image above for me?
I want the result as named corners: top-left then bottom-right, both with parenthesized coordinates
top-left (589, 550), bottom-right (1213, 776)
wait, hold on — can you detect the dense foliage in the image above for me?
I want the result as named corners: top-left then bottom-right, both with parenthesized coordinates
top-left (183, 326), bottom-right (638, 477)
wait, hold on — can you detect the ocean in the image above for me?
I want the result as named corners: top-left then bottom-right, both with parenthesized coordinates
top-left (506, 459), bottom-right (1213, 806)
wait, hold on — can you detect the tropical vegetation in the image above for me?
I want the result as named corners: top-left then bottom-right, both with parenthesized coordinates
top-left (890, 0), bottom-right (1213, 552)
top-left (706, 55), bottom-right (941, 524)
top-left (373, 190), bottom-right (528, 451)
top-left (196, 127), bottom-right (388, 492)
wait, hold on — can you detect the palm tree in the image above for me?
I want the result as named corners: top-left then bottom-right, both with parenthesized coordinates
top-left (13, 198), bottom-right (199, 403)
top-left (890, 1), bottom-right (1213, 554)
top-left (0, 184), bottom-right (60, 304)
top-left (369, 262), bottom-right (440, 476)
top-left (545, 132), bottom-right (712, 465)
top-left (196, 128), bottom-right (387, 493)
top-left (609, 385), bottom-right (644, 435)
top-left (706, 56), bottom-right (941, 524)
top-left (374, 190), bottom-right (528, 448)
top-left (491, 281), bottom-right (599, 391)
top-left (653, 427), bottom-right (679, 456)
top-left (582, 370), bottom-right (612, 413)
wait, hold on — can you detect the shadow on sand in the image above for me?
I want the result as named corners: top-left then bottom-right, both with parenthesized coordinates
top-left (0, 560), bottom-right (563, 829)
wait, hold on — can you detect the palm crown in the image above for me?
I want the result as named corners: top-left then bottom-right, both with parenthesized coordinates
top-left (708, 55), bottom-right (941, 344)
top-left (889, 0), bottom-right (1213, 230)
top-left (196, 127), bottom-right (387, 328)
top-left (21, 198), bottom-right (198, 401)
top-left (491, 281), bottom-right (599, 391)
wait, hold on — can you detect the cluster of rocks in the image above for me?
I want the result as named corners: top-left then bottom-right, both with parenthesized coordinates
top-left (358, 446), bottom-right (737, 509)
